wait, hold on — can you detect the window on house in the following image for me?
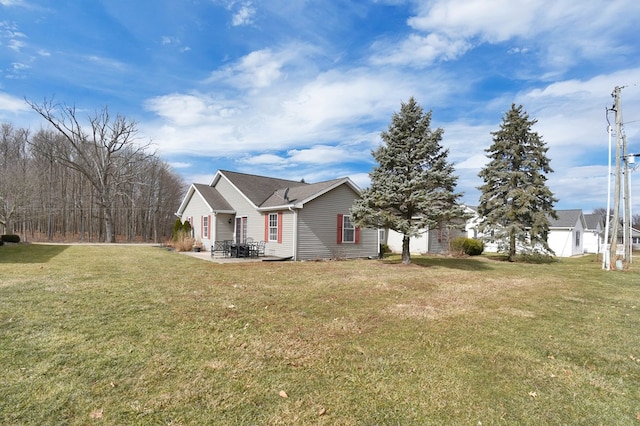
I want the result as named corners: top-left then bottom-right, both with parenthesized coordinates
top-left (202, 216), bottom-right (209, 239)
top-left (342, 215), bottom-right (355, 243)
top-left (575, 230), bottom-right (580, 247)
top-left (268, 213), bottom-right (278, 242)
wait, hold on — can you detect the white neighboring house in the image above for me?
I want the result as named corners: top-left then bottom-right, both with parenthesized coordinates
top-left (385, 207), bottom-right (591, 258)
top-left (547, 209), bottom-right (586, 257)
top-left (466, 207), bottom-right (587, 258)
top-left (384, 206), bottom-right (474, 255)
top-left (583, 213), bottom-right (605, 254)
top-left (633, 228), bottom-right (640, 250)
top-left (464, 205), bottom-right (499, 253)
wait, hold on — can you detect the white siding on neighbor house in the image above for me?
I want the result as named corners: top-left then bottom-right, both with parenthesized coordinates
top-left (387, 226), bottom-right (465, 254)
top-left (547, 223), bottom-right (584, 257)
top-left (296, 184), bottom-right (378, 260)
top-left (386, 229), bottom-right (428, 254)
top-left (583, 230), bottom-right (603, 254)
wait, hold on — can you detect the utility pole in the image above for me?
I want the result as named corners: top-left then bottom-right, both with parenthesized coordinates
top-left (609, 86), bottom-right (622, 269)
top-left (603, 123), bottom-right (612, 270)
top-left (623, 132), bottom-right (632, 264)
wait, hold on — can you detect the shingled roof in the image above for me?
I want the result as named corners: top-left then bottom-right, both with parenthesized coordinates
top-left (549, 209), bottom-right (584, 228)
top-left (192, 183), bottom-right (233, 212)
top-left (259, 178), bottom-right (348, 208)
top-left (216, 170), bottom-right (359, 209)
top-left (217, 170), bottom-right (308, 207)
top-left (584, 213), bottom-right (604, 231)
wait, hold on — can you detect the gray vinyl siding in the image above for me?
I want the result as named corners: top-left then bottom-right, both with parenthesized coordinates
top-left (268, 210), bottom-right (295, 259)
top-left (215, 177), bottom-right (293, 258)
top-left (180, 191), bottom-right (210, 247)
top-left (296, 184), bottom-right (378, 260)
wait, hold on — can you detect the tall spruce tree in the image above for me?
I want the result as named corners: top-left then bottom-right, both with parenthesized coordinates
top-left (351, 97), bottom-right (466, 265)
top-left (477, 104), bottom-right (557, 261)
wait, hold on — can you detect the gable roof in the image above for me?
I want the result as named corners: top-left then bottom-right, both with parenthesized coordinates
top-left (214, 170), bottom-right (308, 207)
top-left (175, 183), bottom-right (235, 217)
top-left (549, 209), bottom-right (585, 229)
top-left (192, 183), bottom-right (234, 212)
top-left (584, 213), bottom-right (604, 231)
top-left (259, 178), bottom-right (348, 208)
top-left (214, 170), bottom-right (361, 210)
top-left (176, 170), bottom-right (362, 218)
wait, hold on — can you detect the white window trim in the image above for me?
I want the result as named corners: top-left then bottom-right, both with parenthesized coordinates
top-left (342, 215), bottom-right (355, 243)
top-left (268, 213), bottom-right (278, 242)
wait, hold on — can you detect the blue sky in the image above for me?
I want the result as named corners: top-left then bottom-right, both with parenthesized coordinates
top-left (1, 0), bottom-right (640, 213)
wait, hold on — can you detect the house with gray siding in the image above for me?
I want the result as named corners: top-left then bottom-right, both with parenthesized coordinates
top-left (175, 170), bottom-right (379, 261)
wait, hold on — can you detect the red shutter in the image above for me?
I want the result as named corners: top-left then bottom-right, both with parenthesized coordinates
top-left (337, 214), bottom-right (343, 244)
top-left (264, 214), bottom-right (269, 241)
top-left (200, 216), bottom-right (204, 239)
top-left (208, 215), bottom-right (211, 238)
top-left (277, 212), bottom-right (283, 243)
top-left (355, 226), bottom-right (360, 244)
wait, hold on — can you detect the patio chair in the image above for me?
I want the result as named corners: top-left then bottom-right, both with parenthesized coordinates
top-left (211, 240), bottom-right (225, 257)
top-left (252, 240), bottom-right (266, 257)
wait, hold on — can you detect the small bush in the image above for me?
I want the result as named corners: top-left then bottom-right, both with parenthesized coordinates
top-left (173, 219), bottom-right (193, 242)
top-left (0, 240), bottom-right (4, 246)
top-left (174, 235), bottom-right (195, 252)
top-left (463, 238), bottom-right (484, 256)
top-left (450, 237), bottom-right (484, 256)
top-left (173, 219), bottom-right (183, 241)
top-left (1, 234), bottom-right (20, 243)
top-left (450, 237), bottom-right (467, 256)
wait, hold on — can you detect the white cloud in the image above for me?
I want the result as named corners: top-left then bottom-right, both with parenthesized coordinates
top-left (169, 161), bottom-right (192, 169)
top-left (146, 44), bottom-right (454, 156)
top-left (287, 145), bottom-right (364, 165)
top-left (232, 2), bottom-right (256, 26)
top-left (238, 153), bottom-right (287, 166)
top-left (370, 33), bottom-right (471, 67)
top-left (408, 0), bottom-right (541, 41)
top-left (0, 91), bottom-right (29, 111)
top-left (518, 68), bottom-right (640, 158)
top-left (372, 0), bottom-right (640, 71)
top-left (206, 48), bottom-right (293, 90)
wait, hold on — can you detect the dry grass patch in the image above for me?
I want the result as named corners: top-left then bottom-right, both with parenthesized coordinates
top-left (1, 245), bottom-right (639, 424)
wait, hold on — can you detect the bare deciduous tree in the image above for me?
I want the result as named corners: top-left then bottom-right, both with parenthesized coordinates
top-left (28, 100), bottom-right (153, 242)
top-left (0, 124), bottom-right (32, 235)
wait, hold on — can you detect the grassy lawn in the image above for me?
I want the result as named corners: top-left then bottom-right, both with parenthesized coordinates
top-left (1, 244), bottom-right (639, 425)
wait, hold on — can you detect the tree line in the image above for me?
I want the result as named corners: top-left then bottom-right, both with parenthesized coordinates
top-left (0, 102), bottom-right (186, 243)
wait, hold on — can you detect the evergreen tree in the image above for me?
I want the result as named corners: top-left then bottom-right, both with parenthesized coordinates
top-left (351, 97), bottom-right (466, 265)
top-left (477, 104), bottom-right (557, 261)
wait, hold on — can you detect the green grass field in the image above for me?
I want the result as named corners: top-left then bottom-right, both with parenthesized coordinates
top-left (1, 244), bottom-right (639, 425)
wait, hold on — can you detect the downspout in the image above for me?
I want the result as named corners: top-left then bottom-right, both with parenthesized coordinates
top-left (213, 212), bottom-right (218, 244)
top-left (288, 206), bottom-right (298, 261)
